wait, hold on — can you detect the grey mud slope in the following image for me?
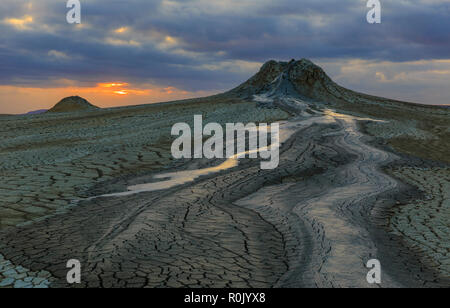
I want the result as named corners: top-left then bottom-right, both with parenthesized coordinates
top-left (0, 98), bottom-right (433, 288)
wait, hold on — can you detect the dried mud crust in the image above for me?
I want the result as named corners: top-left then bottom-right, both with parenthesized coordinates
top-left (356, 118), bottom-right (450, 286)
top-left (387, 167), bottom-right (450, 279)
top-left (0, 119), bottom-right (355, 288)
top-left (0, 98), bottom-right (288, 229)
top-left (0, 112), bottom-right (444, 288)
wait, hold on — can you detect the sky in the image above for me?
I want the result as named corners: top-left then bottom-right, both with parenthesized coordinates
top-left (1, 0), bottom-right (449, 114)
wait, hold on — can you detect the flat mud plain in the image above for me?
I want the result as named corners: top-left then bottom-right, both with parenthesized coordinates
top-left (0, 92), bottom-right (448, 288)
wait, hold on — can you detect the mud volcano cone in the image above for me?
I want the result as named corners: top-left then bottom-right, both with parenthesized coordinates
top-left (48, 96), bottom-right (99, 113)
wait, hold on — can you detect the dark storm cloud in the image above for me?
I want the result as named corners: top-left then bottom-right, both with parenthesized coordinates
top-left (0, 0), bottom-right (449, 91)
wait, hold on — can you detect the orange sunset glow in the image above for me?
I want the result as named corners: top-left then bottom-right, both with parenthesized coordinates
top-left (99, 82), bottom-right (129, 88)
top-left (113, 90), bottom-right (129, 95)
top-left (0, 82), bottom-right (215, 114)
top-left (99, 82), bottom-right (131, 96)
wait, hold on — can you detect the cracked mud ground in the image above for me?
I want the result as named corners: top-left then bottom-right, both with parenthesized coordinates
top-left (0, 98), bottom-right (292, 288)
top-left (0, 94), bottom-right (448, 288)
top-left (0, 114), bottom-right (347, 287)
